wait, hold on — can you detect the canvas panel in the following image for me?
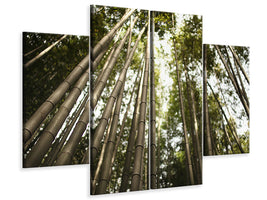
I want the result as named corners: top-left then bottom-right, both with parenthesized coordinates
top-left (90, 5), bottom-right (149, 195)
top-left (203, 44), bottom-right (250, 156)
top-left (23, 32), bottom-right (89, 168)
top-left (150, 11), bottom-right (203, 188)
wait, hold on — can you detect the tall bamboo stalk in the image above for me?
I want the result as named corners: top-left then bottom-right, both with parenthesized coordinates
top-left (91, 105), bottom-right (116, 194)
top-left (131, 25), bottom-right (149, 191)
top-left (203, 44), bottom-right (213, 155)
top-left (120, 60), bottom-right (144, 192)
top-left (150, 10), bottom-right (157, 190)
top-left (184, 67), bottom-right (202, 183)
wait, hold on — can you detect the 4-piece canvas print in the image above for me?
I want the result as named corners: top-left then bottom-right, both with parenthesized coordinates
top-left (22, 4), bottom-right (250, 196)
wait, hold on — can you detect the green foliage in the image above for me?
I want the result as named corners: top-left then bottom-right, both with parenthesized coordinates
top-left (154, 11), bottom-right (173, 39)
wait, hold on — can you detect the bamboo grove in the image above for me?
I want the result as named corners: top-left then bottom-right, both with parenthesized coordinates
top-left (203, 44), bottom-right (250, 155)
top-left (90, 5), bottom-right (203, 194)
top-left (23, 33), bottom-right (89, 167)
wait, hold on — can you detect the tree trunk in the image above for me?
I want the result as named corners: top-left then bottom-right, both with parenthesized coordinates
top-left (24, 35), bottom-right (67, 68)
top-left (130, 25), bottom-right (149, 191)
top-left (120, 60), bottom-right (144, 192)
top-left (149, 11), bottom-right (157, 189)
top-left (24, 69), bottom-right (89, 167)
top-left (203, 44), bottom-right (213, 156)
top-left (184, 68), bottom-right (202, 184)
top-left (23, 54), bottom-right (89, 144)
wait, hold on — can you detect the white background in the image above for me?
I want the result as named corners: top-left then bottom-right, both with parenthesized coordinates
top-left (0, 0), bottom-right (266, 199)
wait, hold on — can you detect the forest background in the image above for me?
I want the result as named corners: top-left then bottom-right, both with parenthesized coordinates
top-left (0, 0), bottom-right (266, 200)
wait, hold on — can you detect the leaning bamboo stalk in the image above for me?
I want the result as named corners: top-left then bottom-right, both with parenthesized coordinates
top-left (94, 45), bottom-right (117, 87)
top-left (96, 52), bottom-right (141, 194)
top-left (47, 92), bottom-right (89, 166)
top-left (54, 99), bottom-right (90, 165)
top-left (24, 113), bottom-right (53, 153)
top-left (233, 58), bottom-right (249, 107)
top-left (95, 81), bottom-right (125, 194)
top-left (92, 32), bottom-right (133, 194)
top-left (120, 60), bottom-right (144, 192)
top-left (91, 24), bottom-right (147, 166)
top-left (92, 27), bottom-right (123, 72)
top-left (91, 9), bottom-right (135, 60)
top-left (108, 68), bottom-right (139, 181)
top-left (92, 15), bottom-right (139, 109)
top-left (23, 54), bottom-right (89, 144)
top-left (92, 44), bottom-right (112, 72)
top-left (105, 34), bottom-right (139, 188)
top-left (224, 46), bottom-right (250, 109)
top-left (91, 105), bottom-right (116, 195)
top-left (228, 46), bottom-right (250, 84)
top-left (24, 44), bottom-right (44, 57)
top-left (24, 69), bottom-right (89, 167)
top-left (24, 35), bottom-right (67, 68)
top-left (222, 121), bottom-right (234, 153)
top-left (131, 25), bottom-right (149, 191)
top-left (214, 45), bottom-right (249, 118)
top-left (207, 81), bottom-right (244, 153)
